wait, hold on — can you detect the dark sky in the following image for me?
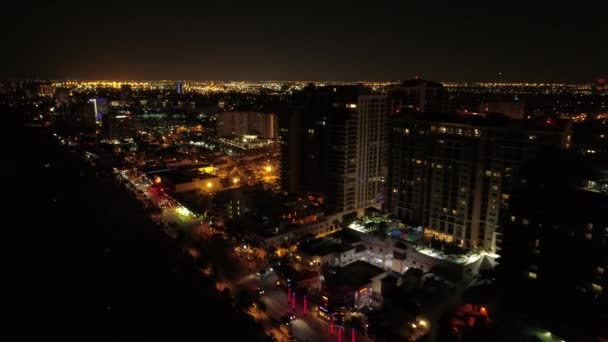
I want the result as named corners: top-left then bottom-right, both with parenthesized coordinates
top-left (3, 1), bottom-right (607, 81)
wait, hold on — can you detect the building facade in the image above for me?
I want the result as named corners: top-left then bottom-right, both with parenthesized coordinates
top-left (217, 111), bottom-right (278, 139)
top-left (387, 112), bottom-right (570, 250)
top-left (281, 85), bottom-right (387, 215)
top-left (388, 79), bottom-right (448, 114)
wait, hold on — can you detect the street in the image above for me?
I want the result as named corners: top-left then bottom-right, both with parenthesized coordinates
top-left (117, 168), bottom-right (342, 341)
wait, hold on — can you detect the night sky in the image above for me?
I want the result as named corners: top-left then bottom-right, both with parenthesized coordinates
top-left (4, 1), bottom-right (607, 81)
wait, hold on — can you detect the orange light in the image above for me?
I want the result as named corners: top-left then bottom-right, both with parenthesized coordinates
top-left (153, 176), bottom-right (161, 184)
top-left (480, 307), bottom-right (487, 315)
top-left (359, 288), bottom-right (368, 293)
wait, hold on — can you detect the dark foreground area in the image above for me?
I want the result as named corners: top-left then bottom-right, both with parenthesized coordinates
top-left (16, 127), bottom-right (269, 341)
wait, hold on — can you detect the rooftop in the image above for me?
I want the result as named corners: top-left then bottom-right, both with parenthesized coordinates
top-left (396, 111), bottom-right (569, 131)
top-left (299, 237), bottom-right (354, 257)
top-left (326, 260), bottom-right (385, 290)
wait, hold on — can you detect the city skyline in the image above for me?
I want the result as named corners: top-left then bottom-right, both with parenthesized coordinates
top-left (4, 2), bottom-right (607, 82)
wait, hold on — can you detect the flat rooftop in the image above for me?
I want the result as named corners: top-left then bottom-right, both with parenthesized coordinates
top-left (326, 260), bottom-right (384, 290)
top-left (299, 237), bottom-right (353, 256)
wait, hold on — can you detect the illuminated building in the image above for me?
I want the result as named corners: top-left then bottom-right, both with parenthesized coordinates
top-left (89, 97), bottom-right (108, 123)
top-left (37, 83), bottom-right (54, 97)
top-left (321, 261), bottom-right (384, 314)
top-left (281, 85), bottom-right (387, 215)
top-left (387, 112), bottom-right (571, 251)
top-left (388, 78), bottom-right (448, 114)
top-left (176, 81), bottom-right (183, 94)
top-left (102, 112), bottom-right (136, 140)
top-left (217, 111), bottom-right (278, 139)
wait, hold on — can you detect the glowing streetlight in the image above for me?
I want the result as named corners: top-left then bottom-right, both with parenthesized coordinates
top-left (206, 182), bottom-right (213, 188)
top-left (233, 177), bottom-right (239, 184)
top-left (265, 166), bottom-right (272, 172)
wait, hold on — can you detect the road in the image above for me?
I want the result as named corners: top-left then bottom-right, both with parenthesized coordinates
top-left (118, 168), bottom-right (376, 341)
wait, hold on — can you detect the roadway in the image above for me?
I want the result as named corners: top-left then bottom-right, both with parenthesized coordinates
top-left (117, 168), bottom-right (372, 341)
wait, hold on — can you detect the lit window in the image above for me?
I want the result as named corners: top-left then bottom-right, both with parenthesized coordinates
top-left (502, 193), bottom-right (510, 200)
top-left (597, 267), bottom-right (605, 275)
top-left (585, 233), bottom-right (592, 240)
top-left (528, 272), bottom-right (537, 279)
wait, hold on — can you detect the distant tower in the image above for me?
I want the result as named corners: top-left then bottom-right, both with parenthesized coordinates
top-left (176, 81), bottom-right (184, 95)
top-left (388, 79), bottom-right (448, 114)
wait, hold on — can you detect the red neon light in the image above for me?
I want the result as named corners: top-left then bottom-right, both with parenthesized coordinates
top-left (352, 327), bottom-right (356, 342)
top-left (338, 326), bottom-right (342, 342)
top-left (303, 295), bottom-right (307, 315)
top-left (330, 315), bottom-right (334, 335)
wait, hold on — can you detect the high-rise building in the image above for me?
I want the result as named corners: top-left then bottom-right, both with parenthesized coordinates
top-left (103, 112), bottom-right (136, 140)
top-left (281, 85), bottom-right (387, 215)
top-left (498, 153), bottom-right (607, 339)
top-left (386, 112), bottom-right (571, 251)
top-left (64, 101), bottom-right (96, 130)
top-left (89, 97), bottom-right (108, 123)
top-left (54, 87), bottom-right (69, 106)
top-left (388, 78), bottom-right (448, 114)
top-left (176, 81), bottom-right (184, 95)
top-left (37, 83), bottom-right (54, 97)
top-left (480, 99), bottom-right (526, 119)
top-left (217, 111), bottom-right (278, 139)
top-left (120, 84), bottom-right (132, 103)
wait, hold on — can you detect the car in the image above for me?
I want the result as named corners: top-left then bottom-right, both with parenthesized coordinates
top-left (280, 315), bottom-right (291, 326)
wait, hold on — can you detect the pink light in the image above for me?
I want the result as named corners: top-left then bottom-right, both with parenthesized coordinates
top-left (352, 327), bottom-right (356, 342)
top-left (291, 292), bottom-right (296, 310)
top-left (303, 295), bottom-right (307, 315)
